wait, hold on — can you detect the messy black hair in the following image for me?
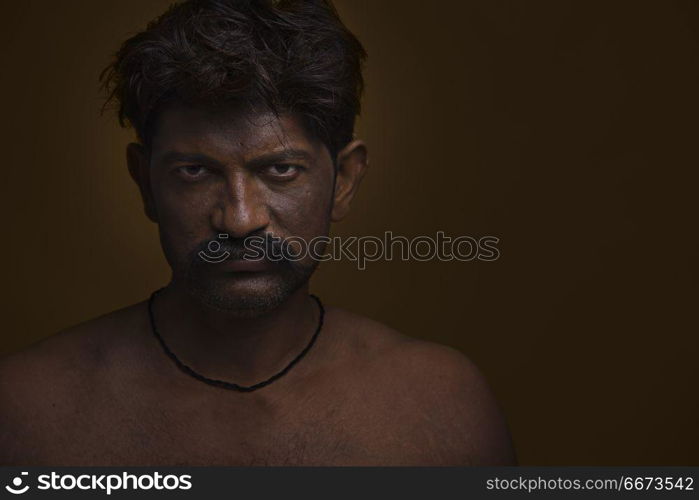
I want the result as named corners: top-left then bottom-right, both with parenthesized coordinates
top-left (100, 0), bottom-right (366, 161)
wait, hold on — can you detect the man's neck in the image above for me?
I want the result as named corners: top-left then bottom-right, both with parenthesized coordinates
top-left (149, 283), bottom-right (321, 387)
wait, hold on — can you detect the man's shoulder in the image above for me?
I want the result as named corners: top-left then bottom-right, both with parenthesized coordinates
top-left (326, 304), bottom-right (490, 381)
top-left (375, 337), bottom-right (517, 465)
top-left (326, 305), bottom-right (517, 465)
top-left (0, 300), bottom-right (147, 379)
top-left (0, 302), bottom-right (147, 463)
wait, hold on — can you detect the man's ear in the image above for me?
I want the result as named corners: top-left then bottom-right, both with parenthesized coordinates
top-left (331, 139), bottom-right (368, 222)
top-left (126, 143), bottom-right (158, 223)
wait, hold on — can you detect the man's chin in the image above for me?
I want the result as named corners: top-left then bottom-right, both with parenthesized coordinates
top-left (186, 274), bottom-right (302, 318)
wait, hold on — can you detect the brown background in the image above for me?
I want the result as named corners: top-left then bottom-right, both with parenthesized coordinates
top-left (1, 0), bottom-right (697, 465)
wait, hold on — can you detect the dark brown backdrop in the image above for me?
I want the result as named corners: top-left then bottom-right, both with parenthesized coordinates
top-left (1, 0), bottom-right (697, 465)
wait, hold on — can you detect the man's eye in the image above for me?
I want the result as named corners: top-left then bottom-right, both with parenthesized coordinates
top-left (177, 165), bottom-right (209, 179)
top-left (265, 164), bottom-right (300, 179)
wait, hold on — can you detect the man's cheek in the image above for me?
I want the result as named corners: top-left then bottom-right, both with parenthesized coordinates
top-left (157, 216), bottom-right (207, 268)
top-left (271, 193), bottom-right (332, 231)
top-left (157, 193), bottom-right (211, 233)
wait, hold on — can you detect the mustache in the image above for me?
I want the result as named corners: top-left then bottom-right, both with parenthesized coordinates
top-left (191, 233), bottom-right (286, 263)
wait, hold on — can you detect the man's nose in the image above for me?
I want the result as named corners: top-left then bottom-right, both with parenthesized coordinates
top-left (211, 176), bottom-right (270, 238)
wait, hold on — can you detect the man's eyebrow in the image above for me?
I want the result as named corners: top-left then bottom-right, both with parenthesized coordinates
top-left (153, 149), bottom-right (314, 167)
top-left (155, 151), bottom-right (225, 167)
top-left (246, 149), bottom-right (314, 168)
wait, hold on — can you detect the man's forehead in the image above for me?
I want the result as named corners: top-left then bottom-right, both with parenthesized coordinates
top-left (150, 103), bottom-right (323, 162)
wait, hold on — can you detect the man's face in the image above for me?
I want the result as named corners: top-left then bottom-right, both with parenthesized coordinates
top-left (143, 103), bottom-right (336, 315)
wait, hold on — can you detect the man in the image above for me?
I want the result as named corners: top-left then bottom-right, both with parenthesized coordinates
top-left (0, 0), bottom-right (515, 465)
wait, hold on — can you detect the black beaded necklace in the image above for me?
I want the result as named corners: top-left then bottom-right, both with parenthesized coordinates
top-left (147, 289), bottom-right (325, 393)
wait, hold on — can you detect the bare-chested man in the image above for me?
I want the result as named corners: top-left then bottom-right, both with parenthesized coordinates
top-left (0, 0), bottom-right (515, 466)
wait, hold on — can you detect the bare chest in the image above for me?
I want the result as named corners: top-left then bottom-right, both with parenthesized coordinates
top-left (61, 386), bottom-right (399, 466)
top-left (112, 406), bottom-right (370, 465)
